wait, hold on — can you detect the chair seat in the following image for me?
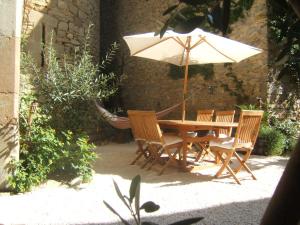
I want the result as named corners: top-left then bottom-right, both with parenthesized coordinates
top-left (186, 131), bottom-right (197, 137)
top-left (210, 137), bottom-right (252, 149)
top-left (163, 134), bottom-right (183, 146)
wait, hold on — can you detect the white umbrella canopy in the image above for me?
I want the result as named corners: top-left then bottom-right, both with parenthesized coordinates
top-left (123, 28), bottom-right (262, 120)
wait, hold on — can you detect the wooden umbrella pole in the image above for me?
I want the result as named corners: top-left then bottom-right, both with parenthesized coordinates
top-left (182, 37), bottom-right (191, 121)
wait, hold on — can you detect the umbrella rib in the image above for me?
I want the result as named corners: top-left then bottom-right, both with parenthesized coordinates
top-left (179, 38), bottom-right (190, 66)
top-left (131, 37), bottom-right (173, 56)
top-left (172, 37), bottom-right (186, 48)
top-left (190, 36), bottom-right (205, 50)
top-left (203, 38), bottom-right (237, 63)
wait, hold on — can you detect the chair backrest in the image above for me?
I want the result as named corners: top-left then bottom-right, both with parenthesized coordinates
top-left (215, 110), bottom-right (235, 137)
top-left (196, 110), bottom-right (214, 122)
top-left (234, 110), bottom-right (264, 149)
top-left (128, 110), bottom-right (164, 145)
top-left (127, 110), bottom-right (147, 141)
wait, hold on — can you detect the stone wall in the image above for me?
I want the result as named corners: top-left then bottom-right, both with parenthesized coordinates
top-left (22, 0), bottom-right (100, 65)
top-left (0, 0), bottom-right (23, 190)
top-left (102, 0), bottom-right (269, 119)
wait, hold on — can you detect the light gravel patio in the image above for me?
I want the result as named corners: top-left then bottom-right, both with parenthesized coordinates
top-left (0, 142), bottom-right (288, 225)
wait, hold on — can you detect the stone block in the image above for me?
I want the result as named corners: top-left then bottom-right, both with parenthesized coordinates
top-left (69, 3), bottom-right (78, 15)
top-left (43, 14), bottom-right (59, 28)
top-left (78, 10), bottom-right (88, 20)
top-left (0, 37), bottom-right (20, 93)
top-left (58, 21), bottom-right (68, 31)
top-left (57, 29), bottom-right (66, 37)
top-left (66, 32), bottom-right (73, 39)
top-left (0, 93), bottom-right (19, 125)
top-left (28, 10), bottom-right (45, 25)
top-left (0, 0), bottom-right (23, 37)
top-left (58, 0), bottom-right (68, 10)
top-left (0, 122), bottom-right (19, 190)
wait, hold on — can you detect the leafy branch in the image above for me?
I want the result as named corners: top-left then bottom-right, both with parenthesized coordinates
top-left (104, 175), bottom-right (203, 225)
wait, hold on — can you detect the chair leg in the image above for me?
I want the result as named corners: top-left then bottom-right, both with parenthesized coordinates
top-left (194, 143), bottom-right (207, 162)
top-left (215, 151), bottom-right (233, 178)
top-left (158, 147), bottom-right (180, 175)
top-left (130, 151), bottom-right (144, 165)
top-left (224, 164), bottom-right (241, 185)
top-left (234, 152), bottom-right (256, 180)
top-left (147, 146), bottom-right (164, 170)
top-left (214, 151), bottom-right (241, 184)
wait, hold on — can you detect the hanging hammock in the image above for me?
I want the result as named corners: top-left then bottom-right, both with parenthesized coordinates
top-left (95, 100), bottom-right (182, 129)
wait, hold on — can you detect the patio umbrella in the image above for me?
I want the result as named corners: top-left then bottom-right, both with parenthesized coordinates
top-left (123, 28), bottom-right (262, 120)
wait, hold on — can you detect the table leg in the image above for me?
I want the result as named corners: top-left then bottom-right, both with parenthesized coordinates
top-left (180, 140), bottom-right (193, 172)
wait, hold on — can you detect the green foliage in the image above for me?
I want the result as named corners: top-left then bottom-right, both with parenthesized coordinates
top-left (221, 64), bottom-right (249, 104)
top-left (159, 0), bottom-right (254, 37)
top-left (259, 124), bottom-right (286, 156)
top-left (169, 64), bottom-right (214, 80)
top-left (268, 0), bottom-right (300, 95)
top-left (8, 103), bottom-right (96, 192)
top-left (8, 28), bottom-right (114, 192)
top-left (52, 131), bottom-right (96, 182)
top-left (271, 117), bottom-right (299, 153)
top-left (238, 103), bottom-right (299, 155)
top-left (29, 30), bottom-right (119, 132)
top-left (104, 175), bottom-right (203, 225)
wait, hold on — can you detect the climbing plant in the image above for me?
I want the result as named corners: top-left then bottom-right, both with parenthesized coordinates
top-left (160, 0), bottom-right (255, 98)
top-left (159, 0), bottom-right (254, 37)
top-left (268, 0), bottom-right (300, 96)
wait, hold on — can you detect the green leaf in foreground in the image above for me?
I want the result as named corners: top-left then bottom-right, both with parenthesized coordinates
top-left (129, 175), bottom-right (141, 203)
top-left (140, 201), bottom-right (160, 213)
top-left (103, 201), bottom-right (131, 225)
top-left (113, 179), bottom-right (130, 210)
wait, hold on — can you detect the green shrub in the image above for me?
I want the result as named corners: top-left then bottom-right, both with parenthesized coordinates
top-left (271, 118), bottom-right (299, 153)
top-left (27, 29), bottom-right (119, 132)
top-left (9, 105), bottom-right (96, 192)
top-left (9, 28), bottom-right (112, 193)
top-left (259, 125), bottom-right (286, 156)
top-left (55, 131), bottom-right (96, 182)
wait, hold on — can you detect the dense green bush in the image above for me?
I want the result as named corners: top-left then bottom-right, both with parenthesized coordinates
top-left (271, 118), bottom-right (299, 153)
top-left (9, 96), bottom-right (96, 193)
top-left (237, 104), bottom-right (299, 155)
top-left (259, 124), bottom-right (286, 156)
top-left (27, 30), bottom-right (118, 132)
top-left (9, 28), bottom-right (116, 192)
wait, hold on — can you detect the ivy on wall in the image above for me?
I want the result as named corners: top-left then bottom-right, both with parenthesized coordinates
top-left (220, 63), bottom-right (249, 104)
top-left (168, 64), bottom-right (214, 80)
top-left (160, 0), bottom-right (255, 102)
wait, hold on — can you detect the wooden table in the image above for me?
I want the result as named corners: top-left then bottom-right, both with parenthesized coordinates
top-left (159, 120), bottom-right (239, 171)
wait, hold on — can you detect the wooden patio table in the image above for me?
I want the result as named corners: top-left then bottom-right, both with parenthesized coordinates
top-left (159, 120), bottom-right (239, 171)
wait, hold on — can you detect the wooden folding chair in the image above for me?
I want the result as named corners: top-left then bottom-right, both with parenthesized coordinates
top-left (136, 110), bottom-right (183, 175)
top-left (128, 110), bottom-right (150, 167)
top-left (209, 110), bottom-right (264, 184)
top-left (215, 110), bottom-right (235, 138)
top-left (196, 109), bottom-right (214, 122)
top-left (193, 110), bottom-right (215, 162)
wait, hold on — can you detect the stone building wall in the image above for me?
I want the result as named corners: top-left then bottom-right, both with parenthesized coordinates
top-left (22, 0), bottom-right (100, 65)
top-left (104, 0), bottom-right (269, 119)
top-left (0, 0), bottom-right (23, 190)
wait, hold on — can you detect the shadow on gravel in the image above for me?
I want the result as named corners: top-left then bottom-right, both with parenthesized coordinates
top-left (76, 198), bottom-right (270, 225)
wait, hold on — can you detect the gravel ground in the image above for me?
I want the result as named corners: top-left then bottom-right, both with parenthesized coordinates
top-left (0, 142), bottom-right (288, 225)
